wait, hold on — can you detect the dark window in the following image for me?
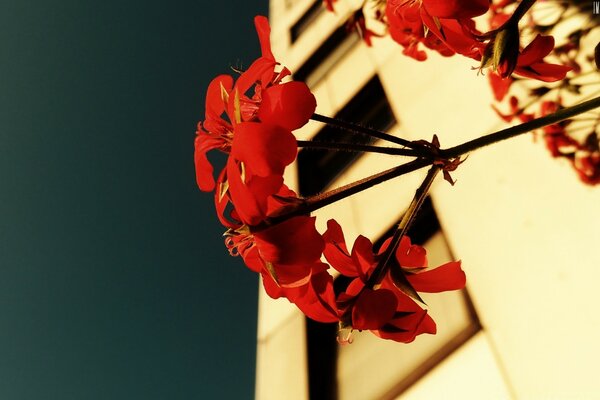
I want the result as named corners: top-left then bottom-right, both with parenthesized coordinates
top-left (306, 319), bottom-right (338, 400)
top-left (297, 75), bottom-right (396, 197)
top-left (291, 0), bottom-right (324, 43)
top-left (294, 24), bottom-right (359, 87)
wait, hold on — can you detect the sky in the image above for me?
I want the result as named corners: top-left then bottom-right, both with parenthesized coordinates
top-left (1, 1), bottom-right (269, 398)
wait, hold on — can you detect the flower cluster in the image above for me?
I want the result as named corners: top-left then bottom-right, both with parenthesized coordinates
top-left (323, 220), bottom-right (465, 343)
top-left (324, 0), bottom-right (599, 184)
top-left (488, 1), bottom-right (600, 185)
top-left (194, 16), bottom-right (333, 321)
top-left (324, 0), bottom-right (570, 83)
top-left (195, 16), bottom-right (467, 343)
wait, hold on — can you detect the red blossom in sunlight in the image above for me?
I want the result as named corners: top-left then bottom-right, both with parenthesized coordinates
top-left (323, 0), bottom-right (337, 12)
top-left (488, 71), bottom-right (513, 102)
top-left (346, 8), bottom-right (383, 47)
top-left (229, 16), bottom-right (316, 131)
top-left (275, 270), bottom-right (339, 323)
top-left (510, 35), bottom-right (572, 82)
top-left (194, 75), bottom-right (234, 192)
top-left (385, 0), bottom-right (484, 61)
top-left (574, 150), bottom-right (600, 185)
top-left (423, 0), bottom-right (489, 19)
top-left (194, 16), bottom-right (316, 195)
top-left (543, 130), bottom-right (578, 158)
top-left (323, 219), bottom-right (465, 342)
top-left (226, 216), bottom-right (323, 289)
top-left (386, 1), bottom-right (430, 61)
top-left (225, 215), bottom-right (339, 323)
top-left (372, 280), bottom-right (437, 343)
top-left (394, 235), bottom-right (466, 293)
top-left (486, 33), bottom-right (571, 82)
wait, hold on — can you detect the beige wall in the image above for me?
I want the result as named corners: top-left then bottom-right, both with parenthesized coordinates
top-left (257, 1), bottom-right (600, 399)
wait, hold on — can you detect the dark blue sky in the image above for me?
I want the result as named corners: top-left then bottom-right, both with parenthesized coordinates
top-left (1, 1), bottom-right (268, 398)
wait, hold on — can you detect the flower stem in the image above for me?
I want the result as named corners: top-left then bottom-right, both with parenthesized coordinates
top-left (367, 166), bottom-right (440, 288)
top-left (310, 113), bottom-right (433, 155)
top-left (479, 0), bottom-right (537, 39)
top-left (296, 140), bottom-right (421, 156)
top-left (254, 158), bottom-right (432, 230)
top-left (254, 95), bottom-right (600, 231)
top-left (509, 0), bottom-right (537, 25)
top-left (442, 95), bottom-right (600, 158)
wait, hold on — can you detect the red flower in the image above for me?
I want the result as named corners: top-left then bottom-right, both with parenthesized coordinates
top-left (194, 16), bottom-right (317, 194)
top-left (386, 0), bottom-right (484, 61)
top-left (543, 131), bottom-right (578, 158)
top-left (371, 287), bottom-right (437, 343)
top-left (512, 35), bottom-right (572, 82)
top-left (225, 215), bottom-right (339, 322)
top-left (257, 81), bottom-right (316, 131)
top-left (194, 75), bottom-right (234, 192)
top-left (423, 0), bottom-right (489, 19)
top-left (386, 1), bottom-right (441, 61)
top-left (264, 269), bottom-right (339, 323)
top-left (227, 216), bottom-right (324, 289)
top-left (498, 35), bottom-right (572, 82)
top-left (394, 235), bottom-right (466, 293)
top-left (228, 16), bottom-right (316, 131)
top-left (488, 71), bottom-right (513, 102)
top-left (574, 150), bottom-right (600, 185)
top-left (323, 219), bottom-right (465, 342)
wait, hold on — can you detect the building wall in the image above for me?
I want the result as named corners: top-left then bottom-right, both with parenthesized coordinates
top-left (256, 2), bottom-right (600, 399)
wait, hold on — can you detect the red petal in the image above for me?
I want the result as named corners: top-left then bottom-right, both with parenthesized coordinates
top-left (374, 295), bottom-right (437, 342)
top-left (376, 309), bottom-right (436, 342)
top-left (277, 262), bottom-right (328, 290)
top-left (518, 35), bottom-right (554, 66)
top-left (226, 158), bottom-right (283, 225)
top-left (194, 131), bottom-right (223, 192)
top-left (423, 0), bottom-right (489, 19)
top-left (254, 16), bottom-right (274, 61)
top-left (239, 245), bottom-right (262, 274)
top-left (351, 235), bottom-right (377, 280)
top-left (323, 219), bottom-right (358, 277)
top-left (396, 236), bottom-right (427, 269)
top-left (352, 288), bottom-right (398, 330)
top-left (229, 58), bottom-right (276, 120)
top-left (515, 63), bottom-right (572, 82)
top-left (287, 270), bottom-right (339, 323)
top-left (231, 122), bottom-right (297, 177)
top-left (261, 270), bottom-right (285, 299)
top-left (488, 72), bottom-right (513, 101)
top-left (258, 82), bottom-right (317, 131)
top-left (408, 261), bottom-right (466, 292)
top-left (432, 19), bottom-right (482, 59)
top-left (254, 216), bottom-right (325, 266)
top-left (205, 75), bottom-right (233, 121)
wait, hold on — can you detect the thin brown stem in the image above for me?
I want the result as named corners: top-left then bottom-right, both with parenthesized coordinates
top-left (254, 158), bottom-right (432, 230)
top-left (310, 113), bottom-right (434, 156)
top-left (252, 95), bottom-right (600, 232)
top-left (441, 95), bottom-right (600, 158)
top-left (296, 140), bottom-right (420, 156)
top-left (367, 166), bottom-right (440, 289)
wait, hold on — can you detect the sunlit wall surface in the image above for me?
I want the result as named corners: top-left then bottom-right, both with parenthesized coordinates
top-left (256, 1), bottom-right (600, 399)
